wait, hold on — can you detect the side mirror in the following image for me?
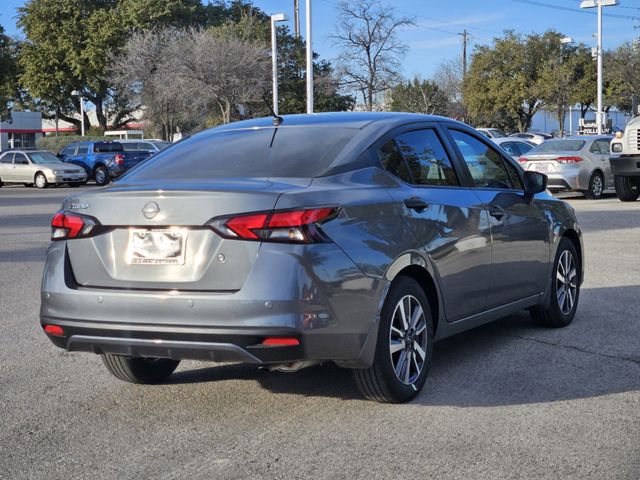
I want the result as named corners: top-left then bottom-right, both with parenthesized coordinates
top-left (523, 170), bottom-right (547, 201)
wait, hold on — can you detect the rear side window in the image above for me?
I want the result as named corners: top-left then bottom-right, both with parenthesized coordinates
top-left (450, 130), bottom-right (512, 189)
top-left (0, 153), bottom-right (13, 164)
top-left (121, 142), bottom-right (141, 151)
top-left (122, 127), bottom-right (356, 180)
top-left (595, 140), bottom-right (610, 154)
top-left (378, 129), bottom-right (458, 186)
top-left (94, 142), bottom-right (123, 153)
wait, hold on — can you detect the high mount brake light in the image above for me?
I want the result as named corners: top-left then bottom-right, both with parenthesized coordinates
top-left (556, 156), bottom-right (583, 164)
top-left (51, 211), bottom-right (99, 241)
top-left (209, 207), bottom-right (338, 244)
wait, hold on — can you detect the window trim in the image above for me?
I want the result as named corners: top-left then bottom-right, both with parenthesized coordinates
top-left (446, 127), bottom-right (526, 192)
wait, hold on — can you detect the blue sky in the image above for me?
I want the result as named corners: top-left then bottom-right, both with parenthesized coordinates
top-left (1, 0), bottom-right (639, 79)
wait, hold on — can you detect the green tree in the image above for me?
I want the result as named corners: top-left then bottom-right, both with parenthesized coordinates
top-left (464, 30), bottom-right (562, 132)
top-left (605, 40), bottom-right (640, 114)
top-left (17, 0), bottom-right (205, 130)
top-left (386, 78), bottom-right (448, 115)
top-left (0, 25), bottom-right (19, 121)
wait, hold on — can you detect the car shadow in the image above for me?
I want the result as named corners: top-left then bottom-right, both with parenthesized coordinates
top-left (167, 285), bottom-right (640, 406)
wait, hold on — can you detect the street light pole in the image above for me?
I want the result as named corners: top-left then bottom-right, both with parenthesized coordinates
top-left (306, 0), bottom-right (313, 114)
top-left (271, 13), bottom-right (289, 116)
top-left (580, 0), bottom-right (619, 135)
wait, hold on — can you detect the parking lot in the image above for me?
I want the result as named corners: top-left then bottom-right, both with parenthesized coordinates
top-left (1, 185), bottom-right (638, 479)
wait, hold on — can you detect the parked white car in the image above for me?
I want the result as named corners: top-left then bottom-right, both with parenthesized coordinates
top-left (476, 127), bottom-right (507, 139)
top-left (509, 132), bottom-right (553, 145)
top-left (0, 149), bottom-right (87, 188)
top-left (492, 137), bottom-right (536, 160)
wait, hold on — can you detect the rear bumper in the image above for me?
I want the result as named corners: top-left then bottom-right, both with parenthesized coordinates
top-left (610, 155), bottom-right (640, 176)
top-left (40, 241), bottom-right (383, 368)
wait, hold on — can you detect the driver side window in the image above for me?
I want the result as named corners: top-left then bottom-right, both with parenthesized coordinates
top-left (449, 130), bottom-right (512, 189)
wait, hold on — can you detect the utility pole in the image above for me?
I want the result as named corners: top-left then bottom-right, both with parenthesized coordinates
top-left (459, 29), bottom-right (469, 78)
top-left (294, 0), bottom-right (300, 38)
top-left (580, 0), bottom-right (619, 134)
top-left (306, 0), bottom-right (313, 113)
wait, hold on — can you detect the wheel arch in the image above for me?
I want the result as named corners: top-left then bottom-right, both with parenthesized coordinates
top-left (560, 228), bottom-right (583, 285)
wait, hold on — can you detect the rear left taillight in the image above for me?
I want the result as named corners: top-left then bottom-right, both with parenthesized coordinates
top-left (51, 211), bottom-right (100, 240)
top-left (114, 154), bottom-right (125, 165)
top-left (208, 207), bottom-right (339, 244)
top-left (556, 156), bottom-right (583, 164)
top-left (518, 156), bottom-right (528, 164)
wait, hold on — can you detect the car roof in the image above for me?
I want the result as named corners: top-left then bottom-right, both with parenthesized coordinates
top-left (214, 112), bottom-right (452, 132)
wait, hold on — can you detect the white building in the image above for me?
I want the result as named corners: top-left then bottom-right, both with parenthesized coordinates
top-left (0, 111), bottom-right (43, 151)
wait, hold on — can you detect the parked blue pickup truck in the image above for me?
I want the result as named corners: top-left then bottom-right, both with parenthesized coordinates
top-left (58, 141), bottom-right (151, 185)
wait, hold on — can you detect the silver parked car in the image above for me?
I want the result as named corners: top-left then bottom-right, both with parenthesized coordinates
top-left (0, 150), bottom-right (87, 188)
top-left (509, 132), bottom-right (553, 145)
top-left (476, 127), bottom-right (507, 139)
top-left (518, 136), bottom-right (614, 199)
top-left (41, 113), bottom-right (583, 403)
top-left (492, 137), bottom-right (536, 160)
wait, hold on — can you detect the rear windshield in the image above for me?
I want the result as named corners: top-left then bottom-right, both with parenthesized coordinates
top-left (122, 127), bottom-right (356, 180)
top-left (532, 140), bottom-right (585, 152)
top-left (94, 142), bottom-right (124, 153)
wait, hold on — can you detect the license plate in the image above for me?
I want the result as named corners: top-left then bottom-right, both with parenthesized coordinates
top-left (531, 163), bottom-right (550, 172)
top-left (126, 229), bottom-right (186, 265)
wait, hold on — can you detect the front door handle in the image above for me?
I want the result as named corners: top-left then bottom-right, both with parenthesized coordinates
top-left (488, 205), bottom-right (506, 220)
top-left (404, 197), bottom-right (428, 212)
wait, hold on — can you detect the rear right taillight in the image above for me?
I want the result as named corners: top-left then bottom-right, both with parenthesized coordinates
top-left (208, 207), bottom-right (339, 244)
top-left (556, 156), bottom-right (583, 164)
top-left (114, 153), bottom-right (125, 165)
top-left (51, 211), bottom-right (100, 241)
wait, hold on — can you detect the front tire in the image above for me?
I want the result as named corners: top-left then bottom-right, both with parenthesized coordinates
top-left (582, 171), bottom-right (604, 199)
top-left (94, 166), bottom-right (109, 186)
top-left (101, 354), bottom-right (180, 384)
top-left (530, 237), bottom-right (581, 328)
top-left (353, 276), bottom-right (434, 403)
top-left (614, 175), bottom-right (640, 202)
top-left (34, 172), bottom-right (48, 189)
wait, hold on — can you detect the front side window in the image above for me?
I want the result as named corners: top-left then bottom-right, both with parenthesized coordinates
top-left (449, 130), bottom-right (512, 189)
top-left (77, 144), bottom-right (90, 155)
top-left (61, 145), bottom-right (77, 156)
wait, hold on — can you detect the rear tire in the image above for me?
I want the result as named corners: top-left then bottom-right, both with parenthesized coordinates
top-left (353, 276), bottom-right (434, 403)
top-left (34, 172), bottom-right (48, 189)
top-left (582, 172), bottom-right (604, 199)
top-left (614, 175), bottom-right (640, 202)
top-left (94, 166), bottom-right (109, 186)
top-left (530, 237), bottom-right (580, 328)
top-left (101, 354), bottom-right (180, 384)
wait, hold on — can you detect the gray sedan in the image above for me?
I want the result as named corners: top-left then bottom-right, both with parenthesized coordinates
top-left (40, 113), bottom-right (583, 403)
top-left (0, 150), bottom-right (87, 188)
top-left (519, 136), bottom-right (614, 199)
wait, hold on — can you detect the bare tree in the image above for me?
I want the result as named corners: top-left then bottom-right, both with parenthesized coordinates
top-left (433, 59), bottom-right (467, 121)
top-left (112, 27), bottom-right (270, 139)
top-left (333, 0), bottom-right (413, 111)
top-left (178, 28), bottom-right (270, 124)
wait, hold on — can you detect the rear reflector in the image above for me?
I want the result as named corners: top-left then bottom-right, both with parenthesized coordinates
top-left (209, 207), bottom-right (338, 244)
top-left (261, 337), bottom-right (300, 346)
top-left (43, 325), bottom-right (64, 337)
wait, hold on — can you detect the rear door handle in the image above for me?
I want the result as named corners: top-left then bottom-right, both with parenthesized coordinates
top-left (488, 205), bottom-right (506, 220)
top-left (404, 197), bottom-right (428, 212)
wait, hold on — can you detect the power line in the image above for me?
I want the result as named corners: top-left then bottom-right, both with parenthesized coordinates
top-left (511, 0), bottom-right (640, 20)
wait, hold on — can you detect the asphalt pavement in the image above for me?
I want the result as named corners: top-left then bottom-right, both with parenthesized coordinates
top-left (0, 185), bottom-right (638, 480)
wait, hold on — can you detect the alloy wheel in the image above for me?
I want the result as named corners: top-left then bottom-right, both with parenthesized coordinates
top-left (556, 250), bottom-right (577, 314)
top-left (591, 175), bottom-right (603, 198)
top-left (35, 174), bottom-right (46, 189)
top-left (95, 168), bottom-right (107, 185)
top-left (389, 295), bottom-right (428, 385)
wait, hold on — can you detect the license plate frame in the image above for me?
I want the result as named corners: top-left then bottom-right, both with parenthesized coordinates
top-left (126, 228), bottom-right (187, 265)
